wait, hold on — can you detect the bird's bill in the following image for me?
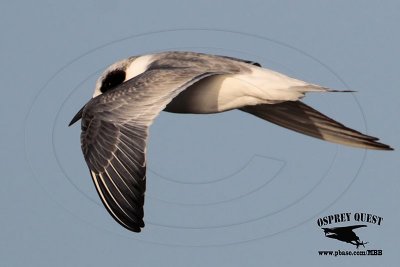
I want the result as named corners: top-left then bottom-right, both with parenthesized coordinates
top-left (68, 105), bottom-right (85, 126)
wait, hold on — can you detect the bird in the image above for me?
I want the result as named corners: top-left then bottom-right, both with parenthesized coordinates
top-left (68, 51), bottom-right (393, 232)
top-left (322, 225), bottom-right (368, 248)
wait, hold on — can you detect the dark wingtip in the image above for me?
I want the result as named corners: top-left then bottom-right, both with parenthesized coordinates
top-left (359, 136), bottom-right (394, 151)
top-left (68, 105), bottom-right (85, 126)
top-left (367, 138), bottom-right (394, 151)
top-left (384, 144), bottom-right (394, 151)
top-left (130, 225), bottom-right (143, 233)
top-left (383, 146), bottom-right (394, 151)
top-left (369, 142), bottom-right (394, 151)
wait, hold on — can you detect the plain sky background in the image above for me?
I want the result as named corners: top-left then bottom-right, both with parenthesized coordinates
top-left (1, 1), bottom-right (399, 266)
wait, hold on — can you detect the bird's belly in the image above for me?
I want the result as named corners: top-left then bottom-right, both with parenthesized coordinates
top-left (164, 74), bottom-right (264, 114)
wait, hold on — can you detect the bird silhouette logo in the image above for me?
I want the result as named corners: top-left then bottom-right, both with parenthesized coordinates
top-left (322, 225), bottom-right (368, 248)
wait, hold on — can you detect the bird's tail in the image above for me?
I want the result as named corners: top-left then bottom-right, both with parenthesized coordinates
top-left (240, 101), bottom-right (393, 150)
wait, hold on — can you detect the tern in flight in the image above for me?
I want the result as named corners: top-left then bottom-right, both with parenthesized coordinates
top-left (69, 51), bottom-right (392, 232)
top-left (323, 225), bottom-right (368, 248)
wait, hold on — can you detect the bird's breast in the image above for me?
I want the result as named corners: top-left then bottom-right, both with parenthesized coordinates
top-left (164, 74), bottom-right (264, 114)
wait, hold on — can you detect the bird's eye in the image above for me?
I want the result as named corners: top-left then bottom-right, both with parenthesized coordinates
top-left (100, 69), bottom-right (126, 93)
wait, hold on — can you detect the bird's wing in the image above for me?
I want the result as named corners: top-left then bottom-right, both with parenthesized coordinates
top-left (80, 66), bottom-right (239, 232)
top-left (218, 55), bottom-right (262, 67)
top-left (322, 225), bottom-right (367, 233)
top-left (345, 225), bottom-right (368, 230)
top-left (240, 101), bottom-right (393, 150)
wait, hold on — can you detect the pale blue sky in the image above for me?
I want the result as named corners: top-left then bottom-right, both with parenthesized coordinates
top-left (1, 1), bottom-right (399, 266)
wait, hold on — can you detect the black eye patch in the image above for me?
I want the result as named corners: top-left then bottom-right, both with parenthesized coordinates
top-left (100, 69), bottom-right (126, 93)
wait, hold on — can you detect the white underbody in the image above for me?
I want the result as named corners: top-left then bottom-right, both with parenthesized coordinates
top-left (165, 69), bottom-right (319, 114)
top-left (94, 54), bottom-right (328, 113)
top-left (165, 65), bottom-right (327, 113)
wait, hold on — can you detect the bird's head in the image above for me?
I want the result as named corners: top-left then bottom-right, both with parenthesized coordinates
top-left (92, 57), bottom-right (138, 98)
top-left (69, 56), bottom-right (139, 126)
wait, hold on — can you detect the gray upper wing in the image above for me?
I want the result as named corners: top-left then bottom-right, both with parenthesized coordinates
top-left (80, 57), bottom-right (244, 232)
top-left (240, 101), bottom-right (393, 150)
top-left (218, 55), bottom-right (262, 67)
top-left (346, 225), bottom-right (367, 230)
